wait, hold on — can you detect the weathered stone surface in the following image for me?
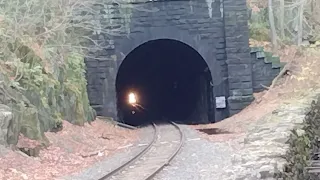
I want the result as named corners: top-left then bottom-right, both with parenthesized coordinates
top-left (226, 89), bottom-right (320, 180)
top-left (0, 105), bottom-right (12, 146)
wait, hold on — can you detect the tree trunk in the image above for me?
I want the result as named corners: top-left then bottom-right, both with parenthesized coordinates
top-left (268, 0), bottom-right (278, 51)
top-left (311, 0), bottom-right (316, 30)
top-left (280, 0), bottom-right (285, 38)
top-left (297, 0), bottom-right (304, 46)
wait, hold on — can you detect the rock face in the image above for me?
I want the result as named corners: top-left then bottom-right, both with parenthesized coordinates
top-left (0, 105), bottom-right (12, 146)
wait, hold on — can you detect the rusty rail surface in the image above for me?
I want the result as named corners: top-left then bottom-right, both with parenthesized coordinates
top-left (98, 122), bottom-right (184, 180)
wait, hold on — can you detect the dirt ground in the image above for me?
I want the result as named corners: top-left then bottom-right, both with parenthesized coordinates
top-left (192, 40), bottom-right (320, 142)
top-left (0, 119), bottom-right (140, 180)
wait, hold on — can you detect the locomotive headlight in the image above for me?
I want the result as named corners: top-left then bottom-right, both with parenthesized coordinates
top-left (128, 92), bottom-right (137, 105)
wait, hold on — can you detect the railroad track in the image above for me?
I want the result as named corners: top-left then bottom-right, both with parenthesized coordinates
top-left (99, 121), bottom-right (184, 180)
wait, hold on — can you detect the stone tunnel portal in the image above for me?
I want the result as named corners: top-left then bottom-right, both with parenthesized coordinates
top-left (116, 39), bottom-right (215, 126)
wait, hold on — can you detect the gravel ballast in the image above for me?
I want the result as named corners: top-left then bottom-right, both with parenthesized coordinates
top-left (153, 125), bottom-right (235, 180)
top-left (63, 90), bottom-right (316, 180)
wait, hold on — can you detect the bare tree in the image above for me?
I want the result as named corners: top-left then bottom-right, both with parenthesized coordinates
top-left (268, 0), bottom-right (278, 50)
top-left (297, 0), bottom-right (304, 46)
top-left (279, 0), bottom-right (285, 38)
top-left (250, 0), bottom-right (320, 46)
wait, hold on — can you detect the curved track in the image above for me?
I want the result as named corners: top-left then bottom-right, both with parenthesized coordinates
top-left (99, 122), bottom-right (184, 180)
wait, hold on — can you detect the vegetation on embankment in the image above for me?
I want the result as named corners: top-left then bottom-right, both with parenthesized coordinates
top-left (248, 1), bottom-right (320, 178)
top-left (0, 0), bottom-right (105, 145)
top-left (274, 96), bottom-right (320, 179)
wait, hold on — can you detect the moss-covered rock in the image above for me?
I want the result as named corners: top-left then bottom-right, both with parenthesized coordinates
top-left (0, 0), bottom-right (100, 146)
top-left (1, 41), bottom-right (96, 145)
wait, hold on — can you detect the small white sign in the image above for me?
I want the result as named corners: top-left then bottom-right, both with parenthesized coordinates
top-left (216, 96), bottom-right (226, 109)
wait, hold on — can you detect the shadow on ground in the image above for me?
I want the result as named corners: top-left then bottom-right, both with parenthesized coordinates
top-left (196, 128), bottom-right (232, 135)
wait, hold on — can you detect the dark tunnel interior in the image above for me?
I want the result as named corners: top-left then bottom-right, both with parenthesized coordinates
top-left (115, 39), bottom-right (214, 127)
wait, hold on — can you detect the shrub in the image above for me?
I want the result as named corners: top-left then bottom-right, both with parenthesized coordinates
top-left (248, 7), bottom-right (270, 41)
top-left (275, 98), bottom-right (320, 180)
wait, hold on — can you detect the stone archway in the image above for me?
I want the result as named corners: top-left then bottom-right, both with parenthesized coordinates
top-left (115, 39), bottom-right (215, 126)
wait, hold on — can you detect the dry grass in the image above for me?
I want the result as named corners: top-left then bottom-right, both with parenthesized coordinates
top-left (0, 119), bottom-right (140, 180)
top-left (192, 40), bottom-right (320, 142)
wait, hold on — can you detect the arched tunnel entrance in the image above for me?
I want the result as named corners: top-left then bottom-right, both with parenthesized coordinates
top-left (116, 39), bottom-right (215, 126)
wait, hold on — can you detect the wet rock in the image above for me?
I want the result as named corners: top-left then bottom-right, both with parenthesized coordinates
top-left (0, 104), bottom-right (12, 146)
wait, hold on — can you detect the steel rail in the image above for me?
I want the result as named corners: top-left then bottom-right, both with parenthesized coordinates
top-left (98, 123), bottom-right (157, 180)
top-left (98, 121), bottom-right (184, 180)
top-left (144, 121), bottom-right (184, 180)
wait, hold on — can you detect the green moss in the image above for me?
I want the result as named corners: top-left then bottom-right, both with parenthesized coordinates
top-left (2, 41), bottom-right (95, 145)
top-left (0, 0), bottom-right (103, 145)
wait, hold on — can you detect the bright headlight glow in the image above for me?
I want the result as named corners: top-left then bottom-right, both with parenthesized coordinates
top-left (128, 92), bottom-right (137, 105)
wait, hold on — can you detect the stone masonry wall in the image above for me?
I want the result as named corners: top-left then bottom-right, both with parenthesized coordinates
top-left (250, 47), bottom-right (284, 92)
top-left (223, 0), bottom-right (254, 115)
top-left (85, 0), bottom-right (255, 122)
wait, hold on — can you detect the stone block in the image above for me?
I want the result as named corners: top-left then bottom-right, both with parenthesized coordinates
top-left (216, 48), bottom-right (226, 54)
top-left (256, 51), bottom-right (266, 59)
top-left (229, 101), bottom-right (252, 110)
top-left (225, 41), bottom-right (249, 49)
top-left (228, 95), bottom-right (255, 103)
top-left (98, 60), bottom-right (113, 67)
top-left (85, 60), bottom-right (99, 68)
top-left (224, 0), bottom-right (247, 6)
top-left (199, 34), bottom-right (211, 40)
top-left (226, 58), bottom-right (252, 64)
top-left (215, 42), bottom-right (226, 49)
top-left (228, 75), bottom-right (252, 83)
top-left (226, 47), bottom-right (250, 54)
top-left (216, 53), bottom-right (226, 60)
top-left (226, 35), bottom-right (248, 44)
top-left (227, 52), bottom-right (251, 59)
top-left (229, 82), bottom-right (252, 90)
top-left (253, 64), bottom-right (274, 79)
top-left (229, 88), bottom-right (253, 96)
top-left (228, 64), bottom-right (252, 76)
